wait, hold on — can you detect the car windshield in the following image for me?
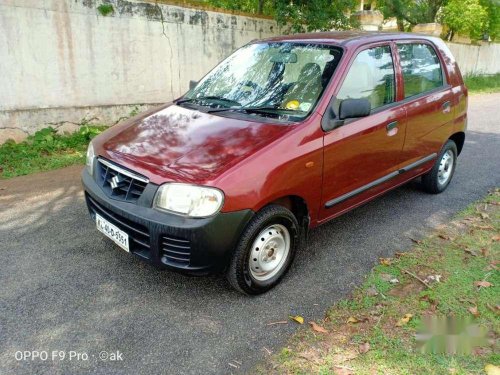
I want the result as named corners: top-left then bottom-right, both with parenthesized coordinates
top-left (180, 42), bottom-right (343, 122)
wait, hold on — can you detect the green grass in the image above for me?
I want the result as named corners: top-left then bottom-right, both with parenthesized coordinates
top-left (97, 4), bottom-right (114, 16)
top-left (0, 125), bottom-right (105, 179)
top-left (464, 73), bottom-right (500, 93)
top-left (259, 190), bottom-right (500, 375)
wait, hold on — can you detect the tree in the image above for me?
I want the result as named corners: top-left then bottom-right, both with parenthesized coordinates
top-left (480, 0), bottom-right (500, 40)
top-left (273, 0), bottom-right (359, 32)
top-left (376, 0), bottom-right (448, 30)
top-left (203, 0), bottom-right (269, 14)
top-left (258, 0), bottom-right (265, 14)
top-left (203, 0), bottom-right (275, 15)
top-left (442, 0), bottom-right (489, 40)
top-left (204, 0), bottom-right (359, 32)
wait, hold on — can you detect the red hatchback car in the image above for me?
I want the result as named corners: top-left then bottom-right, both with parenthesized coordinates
top-left (82, 32), bottom-right (467, 294)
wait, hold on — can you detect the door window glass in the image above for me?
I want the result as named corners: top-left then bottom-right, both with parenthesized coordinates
top-left (397, 43), bottom-right (444, 98)
top-left (336, 45), bottom-right (395, 113)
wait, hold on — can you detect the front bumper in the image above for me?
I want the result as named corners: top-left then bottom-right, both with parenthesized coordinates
top-left (81, 168), bottom-right (254, 275)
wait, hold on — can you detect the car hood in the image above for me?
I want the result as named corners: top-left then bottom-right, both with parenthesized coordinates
top-left (95, 104), bottom-right (294, 184)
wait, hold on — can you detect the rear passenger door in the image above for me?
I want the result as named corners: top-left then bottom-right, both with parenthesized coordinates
top-left (396, 42), bottom-right (455, 166)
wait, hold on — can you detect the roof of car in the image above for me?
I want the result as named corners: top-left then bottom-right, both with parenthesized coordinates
top-left (259, 31), bottom-right (438, 47)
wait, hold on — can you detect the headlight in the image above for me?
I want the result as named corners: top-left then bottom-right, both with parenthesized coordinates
top-left (86, 142), bottom-right (95, 176)
top-left (154, 183), bottom-right (224, 217)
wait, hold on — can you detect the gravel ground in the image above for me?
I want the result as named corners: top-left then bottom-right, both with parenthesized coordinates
top-left (1, 93), bottom-right (499, 375)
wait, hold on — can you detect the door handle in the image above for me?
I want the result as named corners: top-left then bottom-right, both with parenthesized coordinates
top-left (386, 121), bottom-right (398, 131)
top-left (442, 101), bottom-right (451, 113)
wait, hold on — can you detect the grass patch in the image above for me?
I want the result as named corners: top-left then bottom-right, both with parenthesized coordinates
top-left (464, 73), bottom-right (500, 93)
top-left (0, 125), bottom-right (105, 179)
top-left (97, 4), bottom-right (114, 16)
top-left (259, 189), bottom-right (500, 374)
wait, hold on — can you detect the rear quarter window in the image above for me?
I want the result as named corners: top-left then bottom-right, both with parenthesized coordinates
top-left (397, 43), bottom-right (444, 98)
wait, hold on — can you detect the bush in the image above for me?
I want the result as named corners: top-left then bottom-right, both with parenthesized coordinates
top-left (0, 125), bottom-right (106, 178)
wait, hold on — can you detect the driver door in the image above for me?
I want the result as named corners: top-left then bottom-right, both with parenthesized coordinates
top-left (319, 43), bottom-right (407, 222)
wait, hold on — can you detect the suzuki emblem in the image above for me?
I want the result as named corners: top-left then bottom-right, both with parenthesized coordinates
top-left (110, 175), bottom-right (124, 190)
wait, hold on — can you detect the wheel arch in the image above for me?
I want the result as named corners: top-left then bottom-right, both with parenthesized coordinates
top-left (265, 195), bottom-right (311, 239)
top-left (449, 131), bottom-right (465, 155)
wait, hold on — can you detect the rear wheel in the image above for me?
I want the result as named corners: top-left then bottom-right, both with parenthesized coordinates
top-left (422, 140), bottom-right (458, 194)
top-left (226, 205), bottom-right (299, 295)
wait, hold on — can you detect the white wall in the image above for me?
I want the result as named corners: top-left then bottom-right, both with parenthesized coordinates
top-left (0, 0), bottom-right (498, 143)
top-left (0, 0), bottom-right (281, 141)
top-left (447, 42), bottom-right (500, 75)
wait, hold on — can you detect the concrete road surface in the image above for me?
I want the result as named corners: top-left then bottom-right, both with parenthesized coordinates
top-left (1, 93), bottom-right (499, 375)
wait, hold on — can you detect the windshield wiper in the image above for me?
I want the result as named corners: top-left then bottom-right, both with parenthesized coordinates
top-left (176, 96), bottom-right (241, 107)
top-left (175, 97), bottom-right (197, 105)
top-left (176, 97), bottom-right (298, 116)
top-left (207, 106), bottom-right (291, 114)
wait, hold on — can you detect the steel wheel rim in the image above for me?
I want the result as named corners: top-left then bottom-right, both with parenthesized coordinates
top-left (249, 224), bottom-right (290, 282)
top-left (437, 150), bottom-right (454, 186)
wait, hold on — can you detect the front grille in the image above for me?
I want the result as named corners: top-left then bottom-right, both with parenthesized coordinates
top-left (97, 159), bottom-right (148, 202)
top-left (86, 193), bottom-right (151, 259)
top-left (160, 235), bottom-right (191, 266)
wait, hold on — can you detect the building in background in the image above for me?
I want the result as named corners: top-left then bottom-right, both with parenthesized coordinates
top-left (352, 0), bottom-right (384, 31)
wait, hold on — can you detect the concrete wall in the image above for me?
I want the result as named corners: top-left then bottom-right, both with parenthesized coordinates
top-left (0, 1), bottom-right (499, 143)
top-left (352, 10), bottom-right (384, 31)
top-left (447, 42), bottom-right (500, 76)
top-left (0, 0), bottom-right (282, 142)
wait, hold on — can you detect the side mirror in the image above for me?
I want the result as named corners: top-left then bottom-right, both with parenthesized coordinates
top-left (189, 80), bottom-right (198, 90)
top-left (338, 98), bottom-right (371, 120)
top-left (321, 97), bottom-right (371, 132)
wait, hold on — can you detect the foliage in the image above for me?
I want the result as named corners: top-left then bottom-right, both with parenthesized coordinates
top-left (97, 4), bottom-right (114, 16)
top-left (202, 0), bottom-right (272, 15)
top-left (480, 0), bottom-right (500, 40)
top-left (202, 0), bottom-right (500, 40)
top-left (376, 0), bottom-right (447, 29)
top-left (377, 0), bottom-right (497, 40)
top-left (259, 190), bottom-right (500, 374)
top-left (0, 125), bottom-right (105, 179)
top-left (204, 0), bottom-right (359, 32)
top-left (273, 0), bottom-right (359, 32)
top-left (442, 0), bottom-right (489, 40)
top-left (464, 73), bottom-right (500, 93)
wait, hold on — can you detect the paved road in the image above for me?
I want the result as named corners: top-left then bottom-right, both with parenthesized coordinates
top-left (1, 94), bottom-right (499, 375)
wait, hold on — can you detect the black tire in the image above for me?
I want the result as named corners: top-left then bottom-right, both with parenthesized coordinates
top-left (422, 140), bottom-right (458, 194)
top-left (226, 204), bottom-right (300, 295)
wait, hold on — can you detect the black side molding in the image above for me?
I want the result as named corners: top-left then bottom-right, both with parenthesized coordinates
top-left (325, 171), bottom-right (400, 208)
top-left (325, 153), bottom-right (437, 208)
top-left (398, 153), bottom-right (437, 174)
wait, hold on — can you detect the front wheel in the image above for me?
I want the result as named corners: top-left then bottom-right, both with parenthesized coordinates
top-left (226, 205), bottom-right (300, 295)
top-left (422, 140), bottom-right (458, 194)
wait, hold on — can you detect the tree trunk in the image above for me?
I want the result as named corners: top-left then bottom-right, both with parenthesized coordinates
top-left (397, 18), bottom-right (404, 31)
top-left (258, 0), bottom-right (264, 14)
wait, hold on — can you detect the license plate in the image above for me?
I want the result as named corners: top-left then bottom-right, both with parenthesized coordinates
top-left (96, 214), bottom-right (129, 252)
